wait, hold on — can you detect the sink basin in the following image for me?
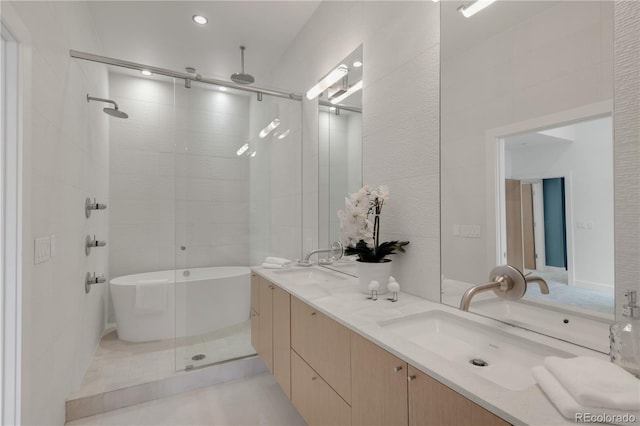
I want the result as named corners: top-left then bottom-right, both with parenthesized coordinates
top-left (272, 267), bottom-right (347, 285)
top-left (379, 310), bottom-right (571, 391)
top-left (470, 299), bottom-right (611, 354)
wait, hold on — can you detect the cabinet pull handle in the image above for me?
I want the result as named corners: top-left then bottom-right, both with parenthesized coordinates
top-left (408, 375), bottom-right (417, 382)
top-left (311, 376), bottom-right (317, 381)
top-left (394, 366), bottom-right (403, 372)
top-left (311, 312), bottom-right (316, 316)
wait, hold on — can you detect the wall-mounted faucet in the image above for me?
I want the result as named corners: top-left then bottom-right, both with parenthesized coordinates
top-left (459, 266), bottom-right (550, 311)
top-left (298, 241), bottom-right (344, 266)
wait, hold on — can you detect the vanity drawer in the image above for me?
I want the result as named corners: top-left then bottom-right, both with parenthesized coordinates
top-left (291, 350), bottom-right (350, 426)
top-left (291, 296), bottom-right (351, 403)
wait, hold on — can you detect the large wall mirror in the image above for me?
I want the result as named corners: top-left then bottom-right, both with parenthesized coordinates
top-left (318, 45), bottom-right (363, 275)
top-left (440, 1), bottom-right (614, 352)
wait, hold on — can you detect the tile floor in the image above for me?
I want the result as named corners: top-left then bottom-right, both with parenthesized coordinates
top-left (71, 321), bottom-right (255, 399)
top-left (66, 373), bottom-right (306, 425)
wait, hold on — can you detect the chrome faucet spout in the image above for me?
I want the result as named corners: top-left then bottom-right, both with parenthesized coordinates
top-left (525, 275), bottom-right (549, 294)
top-left (459, 281), bottom-right (501, 311)
top-left (298, 241), bottom-right (344, 266)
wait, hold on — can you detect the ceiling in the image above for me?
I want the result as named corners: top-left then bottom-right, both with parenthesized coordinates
top-left (88, 1), bottom-right (321, 88)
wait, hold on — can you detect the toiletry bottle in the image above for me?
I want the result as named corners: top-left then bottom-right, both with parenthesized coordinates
top-left (610, 290), bottom-right (640, 377)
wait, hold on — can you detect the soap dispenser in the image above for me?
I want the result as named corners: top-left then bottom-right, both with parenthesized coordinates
top-left (610, 290), bottom-right (640, 377)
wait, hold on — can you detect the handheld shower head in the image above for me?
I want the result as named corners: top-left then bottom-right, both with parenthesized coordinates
top-left (87, 94), bottom-right (129, 119)
top-left (230, 46), bottom-right (255, 85)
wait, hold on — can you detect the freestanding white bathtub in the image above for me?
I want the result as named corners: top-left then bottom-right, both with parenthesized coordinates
top-left (110, 266), bottom-right (251, 343)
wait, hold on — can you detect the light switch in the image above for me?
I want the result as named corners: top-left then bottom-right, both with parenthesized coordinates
top-left (34, 236), bottom-right (51, 264)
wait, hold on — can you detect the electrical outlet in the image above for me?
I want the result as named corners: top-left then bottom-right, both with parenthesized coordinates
top-left (34, 236), bottom-right (51, 264)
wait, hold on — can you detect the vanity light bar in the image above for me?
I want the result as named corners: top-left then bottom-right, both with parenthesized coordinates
top-left (458, 0), bottom-right (497, 18)
top-left (306, 64), bottom-right (349, 100)
top-left (236, 143), bottom-right (249, 156)
top-left (330, 80), bottom-right (363, 105)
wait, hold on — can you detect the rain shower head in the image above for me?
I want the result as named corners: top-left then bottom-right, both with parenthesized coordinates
top-left (87, 94), bottom-right (128, 119)
top-left (230, 46), bottom-right (255, 85)
top-left (102, 107), bottom-right (129, 119)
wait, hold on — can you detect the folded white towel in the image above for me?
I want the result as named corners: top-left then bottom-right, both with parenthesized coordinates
top-left (264, 256), bottom-right (292, 266)
top-left (262, 262), bottom-right (288, 269)
top-left (545, 356), bottom-right (640, 411)
top-left (135, 279), bottom-right (169, 315)
top-left (533, 366), bottom-right (639, 425)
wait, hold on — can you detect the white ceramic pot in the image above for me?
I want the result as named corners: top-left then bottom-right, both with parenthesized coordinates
top-left (357, 260), bottom-right (392, 294)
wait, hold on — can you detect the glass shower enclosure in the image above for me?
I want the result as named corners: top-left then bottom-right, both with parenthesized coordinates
top-left (105, 63), bottom-right (301, 379)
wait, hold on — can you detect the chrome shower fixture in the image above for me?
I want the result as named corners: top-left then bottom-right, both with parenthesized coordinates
top-left (230, 46), bottom-right (255, 85)
top-left (86, 94), bottom-right (129, 119)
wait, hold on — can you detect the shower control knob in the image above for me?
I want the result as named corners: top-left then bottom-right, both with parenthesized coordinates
top-left (85, 235), bottom-right (107, 255)
top-left (85, 197), bottom-right (107, 218)
top-left (85, 272), bottom-right (106, 293)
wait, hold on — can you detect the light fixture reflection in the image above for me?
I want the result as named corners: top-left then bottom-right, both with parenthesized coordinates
top-left (276, 129), bottom-right (290, 140)
top-left (249, 151), bottom-right (257, 157)
top-left (330, 80), bottom-right (363, 105)
top-left (192, 15), bottom-right (208, 25)
top-left (306, 64), bottom-right (349, 100)
top-left (458, 0), bottom-right (497, 17)
top-left (236, 143), bottom-right (249, 156)
top-left (140, 70), bottom-right (153, 77)
top-left (352, 61), bottom-right (363, 68)
top-left (258, 118), bottom-right (280, 138)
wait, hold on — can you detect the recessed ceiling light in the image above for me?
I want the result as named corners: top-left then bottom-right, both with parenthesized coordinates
top-left (352, 61), bottom-right (363, 68)
top-left (329, 106), bottom-right (336, 112)
top-left (140, 70), bottom-right (152, 77)
top-left (219, 87), bottom-right (228, 92)
top-left (192, 15), bottom-right (208, 25)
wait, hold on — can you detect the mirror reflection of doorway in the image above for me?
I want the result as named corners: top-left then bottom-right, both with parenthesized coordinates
top-left (500, 114), bottom-right (614, 294)
top-left (505, 178), bottom-right (568, 283)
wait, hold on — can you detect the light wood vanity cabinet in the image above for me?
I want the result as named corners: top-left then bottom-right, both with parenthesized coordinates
top-left (252, 272), bottom-right (511, 426)
top-left (250, 274), bottom-right (291, 397)
top-left (408, 365), bottom-right (510, 426)
top-left (351, 332), bottom-right (408, 426)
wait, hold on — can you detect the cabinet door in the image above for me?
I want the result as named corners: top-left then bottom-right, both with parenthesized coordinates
top-left (320, 313), bottom-right (351, 404)
top-left (272, 286), bottom-right (291, 398)
top-left (351, 332), bottom-right (408, 426)
top-left (258, 278), bottom-right (274, 372)
top-left (291, 296), bottom-right (322, 368)
top-left (250, 309), bottom-right (259, 353)
top-left (250, 273), bottom-right (260, 313)
top-left (408, 365), bottom-right (510, 426)
top-left (291, 350), bottom-right (350, 426)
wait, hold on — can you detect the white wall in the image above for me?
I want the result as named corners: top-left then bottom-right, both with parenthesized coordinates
top-left (109, 74), bottom-right (252, 284)
top-left (507, 117), bottom-right (614, 289)
top-left (613, 1), bottom-right (640, 320)
top-left (4, 1), bottom-right (109, 423)
top-left (271, 1), bottom-right (440, 299)
top-left (441, 1), bottom-right (613, 284)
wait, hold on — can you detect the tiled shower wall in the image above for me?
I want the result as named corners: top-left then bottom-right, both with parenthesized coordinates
top-left (4, 2), bottom-right (109, 424)
top-left (108, 74), bottom-right (251, 284)
top-left (614, 1), bottom-right (640, 320)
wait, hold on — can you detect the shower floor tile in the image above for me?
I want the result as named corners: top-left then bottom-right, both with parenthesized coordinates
top-left (70, 320), bottom-right (255, 399)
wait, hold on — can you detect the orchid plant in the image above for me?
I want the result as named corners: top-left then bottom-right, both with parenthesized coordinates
top-left (337, 185), bottom-right (409, 263)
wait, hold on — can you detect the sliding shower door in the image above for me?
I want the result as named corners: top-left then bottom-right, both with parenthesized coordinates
top-left (174, 80), bottom-right (302, 371)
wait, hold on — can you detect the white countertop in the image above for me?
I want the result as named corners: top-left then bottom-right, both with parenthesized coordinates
top-left (253, 265), bottom-right (608, 426)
